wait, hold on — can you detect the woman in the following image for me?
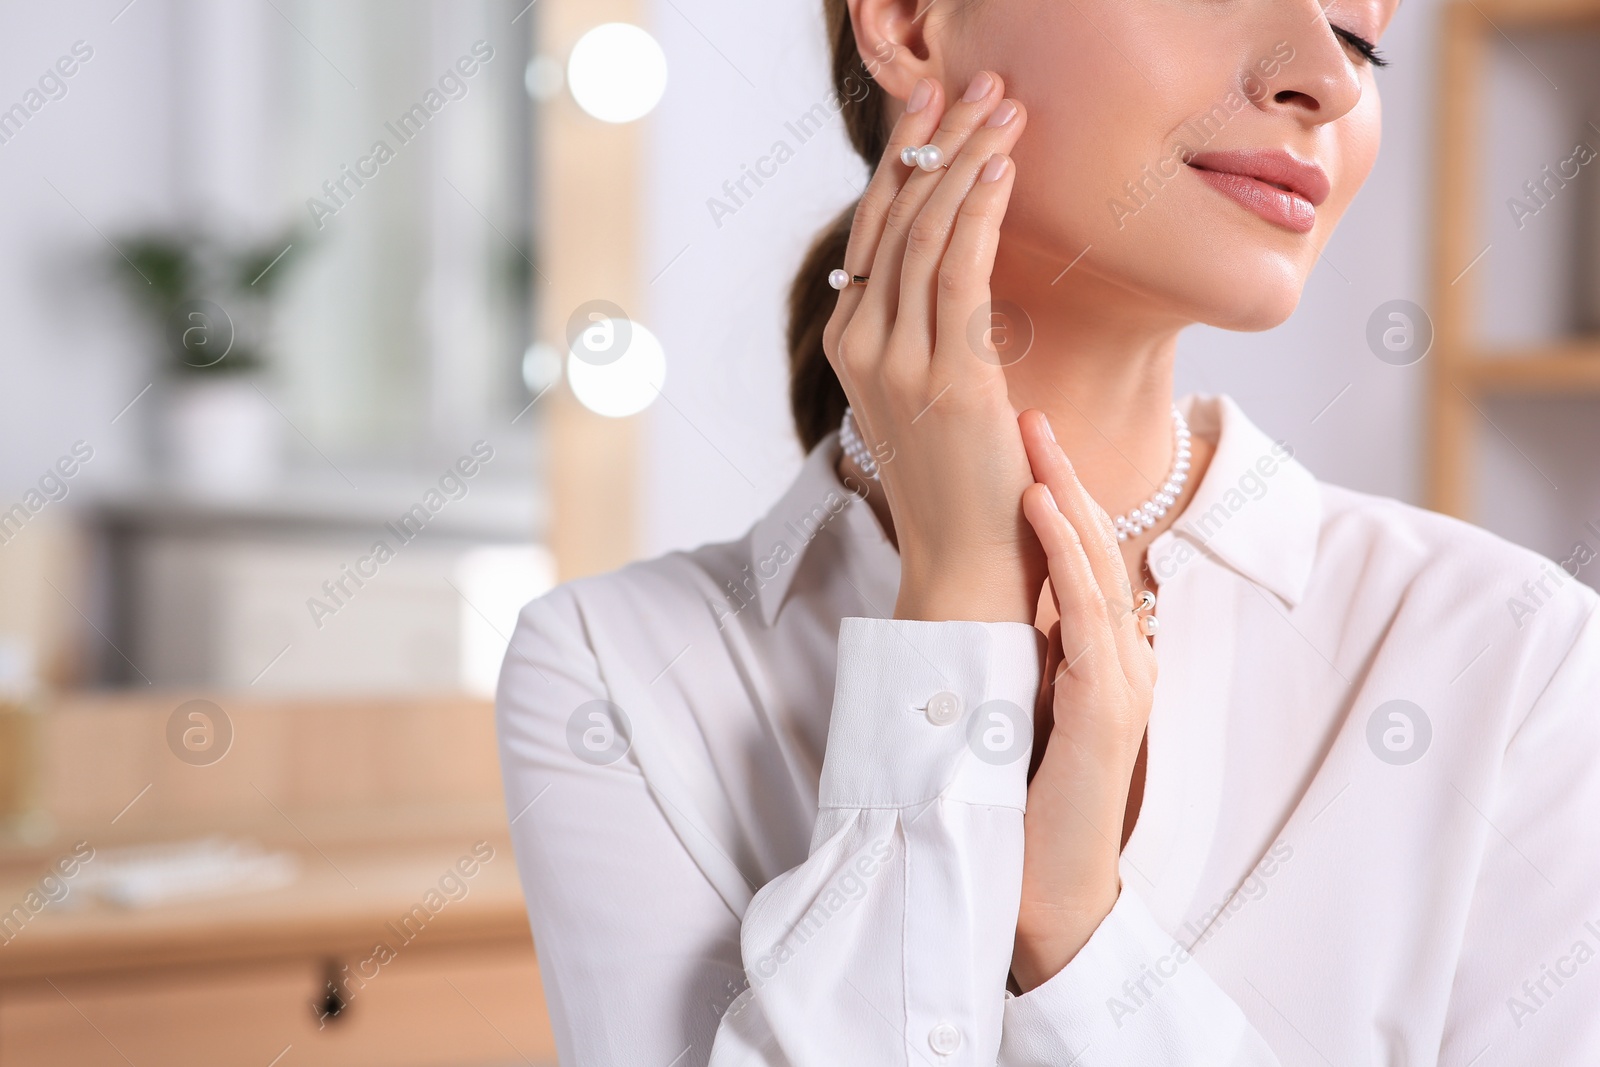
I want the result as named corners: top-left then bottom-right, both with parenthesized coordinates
top-left (497, 0), bottom-right (1600, 1062)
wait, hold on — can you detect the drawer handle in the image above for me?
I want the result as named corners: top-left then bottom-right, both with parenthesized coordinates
top-left (314, 960), bottom-right (349, 1028)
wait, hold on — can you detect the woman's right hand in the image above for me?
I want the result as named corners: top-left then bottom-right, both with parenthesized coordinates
top-left (822, 71), bottom-right (1038, 624)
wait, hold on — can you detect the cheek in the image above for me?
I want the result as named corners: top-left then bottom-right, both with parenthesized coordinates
top-left (1326, 90), bottom-right (1382, 223)
top-left (1000, 45), bottom-right (1153, 245)
top-left (994, 5), bottom-right (1242, 252)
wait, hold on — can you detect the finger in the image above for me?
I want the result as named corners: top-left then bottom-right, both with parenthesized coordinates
top-left (928, 151), bottom-right (1018, 379)
top-left (1021, 482), bottom-right (1117, 688)
top-left (826, 77), bottom-right (946, 345)
top-left (855, 70), bottom-right (1007, 338)
top-left (1019, 410), bottom-right (1150, 671)
top-left (898, 102), bottom-right (1025, 354)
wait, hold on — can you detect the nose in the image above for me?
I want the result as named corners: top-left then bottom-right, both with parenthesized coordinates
top-left (1252, 2), bottom-right (1365, 126)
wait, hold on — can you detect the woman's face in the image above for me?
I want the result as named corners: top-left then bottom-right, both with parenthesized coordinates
top-left (940, 0), bottom-right (1397, 331)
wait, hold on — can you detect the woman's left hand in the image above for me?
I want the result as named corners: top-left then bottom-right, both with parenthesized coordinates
top-left (1010, 408), bottom-right (1159, 994)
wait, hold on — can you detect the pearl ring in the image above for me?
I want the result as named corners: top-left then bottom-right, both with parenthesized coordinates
top-left (900, 143), bottom-right (949, 172)
top-left (1133, 590), bottom-right (1159, 638)
top-left (828, 270), bottom-right (870, 290)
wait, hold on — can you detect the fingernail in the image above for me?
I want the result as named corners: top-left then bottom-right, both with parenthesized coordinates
top-left (1040, 485), bottom-right (1060, 513)
top-left (963, 71), bottom-right (993, 103)
top-left (1042, 415), bottom-right (1056, 442)
top-left (979, 154), bottom-right (1010, 183)
top-left (907, 78), bottom-right (933, 114)
top-left (985, 100), bottom-right (1017, 127)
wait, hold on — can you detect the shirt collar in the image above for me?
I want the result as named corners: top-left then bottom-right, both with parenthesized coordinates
top-left (747, 430), bottom-right (882, 626)
top-left (747, 394), bottom-right (1322, 625)
top-left (1148, 394), bottom-right (1321, 607)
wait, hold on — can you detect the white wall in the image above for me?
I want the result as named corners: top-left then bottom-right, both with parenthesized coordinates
top-left (0, 0), bottom-right (175, 500)
top-left (638, 0), bottom-right (1600, 573)
top-left (640, 0), bottom-right (854, 556)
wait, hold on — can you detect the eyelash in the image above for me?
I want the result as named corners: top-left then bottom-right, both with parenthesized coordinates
top-left (1333, 25), bottom-right (1389, 68)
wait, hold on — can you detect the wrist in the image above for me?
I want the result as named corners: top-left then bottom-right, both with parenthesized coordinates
top-left (895, 553), bottom-right (1042, 624)
top-left (1012, 885), bottom-right (1119, 994)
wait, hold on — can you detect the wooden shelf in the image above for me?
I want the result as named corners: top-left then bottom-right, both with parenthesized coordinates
top-left (1456, 344), bottom-right (1600, 393)
top-left (1465, 0), bottom-right (1600, 27)
top-left (1426, 1), bottom-right (1600, 516)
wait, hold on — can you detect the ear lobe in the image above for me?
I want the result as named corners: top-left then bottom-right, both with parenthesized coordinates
top-left (848, 0), bottom-right (939, 100)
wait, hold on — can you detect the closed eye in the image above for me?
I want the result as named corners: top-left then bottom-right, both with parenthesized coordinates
top-left (1333, 24), bottom-right (1389, 68)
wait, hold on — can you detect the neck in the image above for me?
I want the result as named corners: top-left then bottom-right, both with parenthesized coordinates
top-left (990, 240), bottom-right (1190, 526)
top-left (839, 240), bottom-right (1217, 585)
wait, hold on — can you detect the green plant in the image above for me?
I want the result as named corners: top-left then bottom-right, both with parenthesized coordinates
top-left (111, 226), bottom-right (306, 376)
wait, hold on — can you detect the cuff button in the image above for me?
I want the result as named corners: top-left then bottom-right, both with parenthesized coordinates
top-left (929, 1022), bottom-right (962, 1055)
top-left (925, 691), bottom-right (962, 726)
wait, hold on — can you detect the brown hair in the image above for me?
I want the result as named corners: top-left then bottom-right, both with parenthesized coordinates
top-left (785, 0), bottom-right (893, 451)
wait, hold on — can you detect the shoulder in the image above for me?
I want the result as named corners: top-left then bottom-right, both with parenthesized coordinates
top-left (505, 435), bottom-right (860, 684)
top-left (1316, 481), bottom-right (1594, 604)
top-left (503, 533), bottom-right (757, 681)
top-left (1311, 479), bottom-right (1597, 685)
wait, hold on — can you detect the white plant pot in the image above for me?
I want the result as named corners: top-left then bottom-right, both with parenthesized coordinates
top-left (163, 377), bottom-right (283, 498)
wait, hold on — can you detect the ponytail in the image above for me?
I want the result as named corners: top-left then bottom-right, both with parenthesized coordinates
top-left (786, 204), bottom-right (854, 451)
top-left (785, 0), bottom-right (892, 451)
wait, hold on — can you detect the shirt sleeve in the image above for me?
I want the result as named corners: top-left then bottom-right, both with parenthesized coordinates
top-left (711, 617), bottom-right (1044, 1065)
top-left (495, 590), bottom-right (751, 1065)
top-left (1436, 600), bottom-right (1600, 1064)
top-left (997, 885), bottom-right (1281, 1065)
top-left (497, 594), bottom-right (1046, 1067)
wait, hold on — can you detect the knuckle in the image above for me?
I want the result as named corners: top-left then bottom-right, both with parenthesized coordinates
top-left (906, 211), bottom-right (946, 253)
top-left (822, 318), bottom-right (844, 366)
top-left (1139, 654), bottom-right (1159, 690)
top-left (1058, 518), bottom-right (1085, 551)
top-left (886, 191), bottom-right (921, 233)
top-left (853, 189), bottom-right (889, 231)
top-left (836, 327), bottom-right (870, 372)
top-left (936, 258), bottom-right (969, 295)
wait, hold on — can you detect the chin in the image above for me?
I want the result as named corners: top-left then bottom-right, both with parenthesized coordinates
top-left (1182, 250), bottom-right (1310, 333)
top-left (1104, 182), bottom-right (1332, 332)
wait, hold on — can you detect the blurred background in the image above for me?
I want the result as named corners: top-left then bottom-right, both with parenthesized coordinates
top-left (0, 0), bottom-right (1597, 1063)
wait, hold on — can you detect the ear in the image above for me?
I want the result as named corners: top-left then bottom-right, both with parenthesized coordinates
top-left (847, 0), bottom-right (945, 103)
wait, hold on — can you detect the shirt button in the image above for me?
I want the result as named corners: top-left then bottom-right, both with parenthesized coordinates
top-left (925, 692), bottom-right (962, 726)
top-left (928, 1022), bottom-right (962, 1055)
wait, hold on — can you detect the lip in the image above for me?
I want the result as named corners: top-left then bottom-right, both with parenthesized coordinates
top-left (1185, 149), bottom-right (1331, 235)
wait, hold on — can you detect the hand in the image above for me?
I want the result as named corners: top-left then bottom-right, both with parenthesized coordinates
top-left (1010, 409), bottom-right (1158, 993)
top-left (821, 71), bottom-right (1038, 624)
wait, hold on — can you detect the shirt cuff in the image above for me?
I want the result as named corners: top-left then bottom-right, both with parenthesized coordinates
top-left (1000, 885), bottom-right (1251, 1065)
top-left (818, 617), bottom-right (1044, 812)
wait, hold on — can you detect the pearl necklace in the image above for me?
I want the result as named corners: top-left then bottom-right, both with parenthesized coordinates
top-left (838, 404), bottom-right (1190, 542)
top-left (839, 407), bottom-right (880, 480)
top-left (1110, 405), bottom-right (1190, 541)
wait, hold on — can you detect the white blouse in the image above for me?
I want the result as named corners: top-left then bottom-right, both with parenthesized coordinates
top-left (495, 393), bottom-right (1600, 1066)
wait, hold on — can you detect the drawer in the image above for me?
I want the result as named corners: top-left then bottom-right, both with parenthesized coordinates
top-left (0, 943), bottom-right (557, 1066)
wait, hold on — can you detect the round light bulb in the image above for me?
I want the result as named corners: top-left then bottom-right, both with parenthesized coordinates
top-left (566, 320), bottom-right (666, 417)
top-left (566, 23), bottom-right (668, 124)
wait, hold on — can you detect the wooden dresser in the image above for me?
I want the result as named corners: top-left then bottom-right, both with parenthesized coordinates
top-left (0, 694), bottom-right (558, 1066)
